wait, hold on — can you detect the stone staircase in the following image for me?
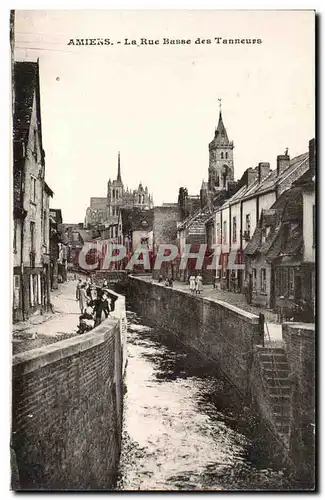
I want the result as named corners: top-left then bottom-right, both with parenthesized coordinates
top-left (256, 346), bottom-right (292, 447)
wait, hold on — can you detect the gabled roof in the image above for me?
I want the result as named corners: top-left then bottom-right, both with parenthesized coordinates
top-left (245, 209), bottom-right (282, 256)
top-left (245, 182), bottom-right (304, 259)
top-left (13, 61), bottom-right (45, 166)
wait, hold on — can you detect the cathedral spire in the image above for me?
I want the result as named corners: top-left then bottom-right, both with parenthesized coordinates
top-left (117, 151), bottom-right (122, 182)
top-left (214, 99), bottom-right (229, 144)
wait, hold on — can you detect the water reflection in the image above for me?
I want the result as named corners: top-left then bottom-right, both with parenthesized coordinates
top-left (117, 311), bottom-right (291, 491)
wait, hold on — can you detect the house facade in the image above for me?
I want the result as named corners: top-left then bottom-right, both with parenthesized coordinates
top-left (13, 61), bottom-right (53, 321)
top-left (244, 139), bottom-right (315, 318)
top-left (213, 147), bottom-right (310, 293)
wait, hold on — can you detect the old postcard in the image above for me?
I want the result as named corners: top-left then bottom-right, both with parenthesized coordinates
top-left (11, 9), bottom-right (316, 491)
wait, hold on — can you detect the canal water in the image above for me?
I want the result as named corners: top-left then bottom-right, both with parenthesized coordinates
top-left (116, 310), bottom-right (292, 491)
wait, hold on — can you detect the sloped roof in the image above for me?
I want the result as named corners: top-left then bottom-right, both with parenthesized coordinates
top-left (225, 152), bottom-right (309, 210)
top-left (245, 209), bottom-right (282, 256)
top-left (253, 152), bottom-right (308, 196)
top-left (267, 222), bottom-right (303, 260)
top-left (245, 182), bottom-right (304, 259)
top-left (209, 111), bottom-right (230, 147)
top-left (13, 61), bottom-right (39, 146)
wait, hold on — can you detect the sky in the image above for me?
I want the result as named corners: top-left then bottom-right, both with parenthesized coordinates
top-left (14, 10), bottom-right (315, 223)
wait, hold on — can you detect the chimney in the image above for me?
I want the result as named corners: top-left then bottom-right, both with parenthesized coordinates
top-left (277, 149), bottom-right (290, 176)
top-left (257, 162), bottom-right (271, 183)
top-left (309, 138), bottom-right (316, 174)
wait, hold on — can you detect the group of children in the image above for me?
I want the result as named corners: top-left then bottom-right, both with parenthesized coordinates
top-left (75, 276), bottom-right (116, 334)
top-left (189, 274), bottom-right (203, 294)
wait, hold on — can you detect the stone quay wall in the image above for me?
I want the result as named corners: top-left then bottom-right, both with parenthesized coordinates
top-left (127, 276), bottom-right (261, 394)
top-left (12, 294), bottom-right (126, 491)
top-left (283, 322), bottom-right (315, 486)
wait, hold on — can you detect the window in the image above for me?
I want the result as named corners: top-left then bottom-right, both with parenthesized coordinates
top-left (262, 226), bottom-right (271, 244)
top-left (288, 268), bottom-right (295, 298)
top-left (252, 268), bottom-right (257, 291)
top-left (261, 268), bottom-right (267, 293)
top-left (43, 210), bottom-right (47, 244)
top-left (232, 216), bottom-right (237, 243)
top-left (223, 221), bottom-right (227, 244)
top-left (30, 221), bottom-right (35, 252)
top-left (30, 176), bottom-right (36, 203)
top-left (216, 222), bottom-right (221, 244)
top-left (138, 195), bottom-right (141, 204)
top-left (221, 152), bottom-right (224, 159)
top-left (13, 220), bottom-right (17, 252)
top-left (116, 190), bottom-right (118, 200)
top-left (313, 204), bottom-right (315, 248)
top-left (225, 152), bottom-right (228, 159)
top-left (245, 214), bottom-right (251, 239)
top-left (112, 189), bottom-right (115, 199)
top-left (30, 275), bottom-right (34, 307)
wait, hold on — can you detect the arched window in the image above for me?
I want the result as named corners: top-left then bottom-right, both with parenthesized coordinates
top-left (142, 194), bottom-right (145, 204)
top-left (138, 195), bottom-right (141, 204)
top-left (221, 152), bottom-right (224, 159)
top-left (116, 190), bottom-right (118, 200)
top-left (225, 152), bottom-right (228, 159)
top-left (112, 189), bottom-right (115, 199)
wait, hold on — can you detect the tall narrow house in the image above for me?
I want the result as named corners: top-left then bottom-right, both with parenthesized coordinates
top-left (13, 61), bottom-right (53, 321)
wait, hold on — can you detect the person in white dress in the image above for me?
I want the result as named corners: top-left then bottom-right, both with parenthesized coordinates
top-left (189, 275), bottom-right (196, 294)
top-left (195, 274), bottom-right (203, 294)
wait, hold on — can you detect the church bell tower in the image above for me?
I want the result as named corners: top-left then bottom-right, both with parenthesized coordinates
top-left (208, 100), bottom-right (234, 191)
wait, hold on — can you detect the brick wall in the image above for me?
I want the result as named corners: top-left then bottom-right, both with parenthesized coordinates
top-left (12, 315), bottom-right (124, 491)
top-left (127, 276), bottom-right (261, 394)
top-left (282, 322), bottom-right (315, 486)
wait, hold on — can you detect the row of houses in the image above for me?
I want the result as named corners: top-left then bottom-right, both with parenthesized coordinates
top-left (12, 60), bottom-right (68, 322)
top-left (67, 138), bottom-right (315, 322)
top-left (177, 138), bottom-right (316, 320)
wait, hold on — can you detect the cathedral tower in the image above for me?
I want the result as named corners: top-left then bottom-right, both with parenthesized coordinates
top-left (107, 151), bottom-right (124, 218)
top-left (208, 101), bottom-right (234, 191)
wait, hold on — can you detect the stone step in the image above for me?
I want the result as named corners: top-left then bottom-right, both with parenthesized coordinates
top-left (261, 361), bottom-right (289, 370)
top-left (273, 413), bottom-right (291, 424)
top-left (268, 385), bottom-right (291, 396)
top-left (275, 422), bottom-right (290, 434)
top-left (264, 377), bottom-right (291, 387)
top-left (259, 347), bottom-right (286, 354)
top-left (263, 368), bottom-right (289, 378)
top-left (273, 403), bottom-right (291, 414)
top-left (259, 353), bottom-right (288, 363)
top-left (269, 393), bottom-right (291, 402)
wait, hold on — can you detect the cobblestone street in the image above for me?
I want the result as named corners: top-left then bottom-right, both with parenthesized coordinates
top-left (12, 278), bottom-right (81, 355)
